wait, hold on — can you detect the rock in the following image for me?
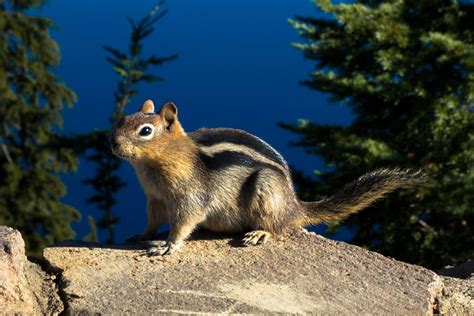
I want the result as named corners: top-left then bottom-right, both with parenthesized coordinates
top-left (2, 225), bottom-right (472, 315)
top-left (437, 261), bottom-right (474, 314)
top-left (43, 230), bottom-right (446, 315)
top-left (0, 226), bottom-right (63, 314)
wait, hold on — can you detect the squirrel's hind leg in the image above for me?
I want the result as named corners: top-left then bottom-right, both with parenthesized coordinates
top-left (241, 169), bottom-right (300, 247)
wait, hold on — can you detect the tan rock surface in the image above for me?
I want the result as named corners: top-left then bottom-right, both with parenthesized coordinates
top-left (0, 226), bottom-right (62, 314)
top-left (43, 230), bottom-right (446, 315)
top-left (437, 261), bottom-right (474, 315)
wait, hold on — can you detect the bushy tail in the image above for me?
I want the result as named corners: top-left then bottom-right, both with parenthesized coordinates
top-left (300, 168), bottom-right (427, 225)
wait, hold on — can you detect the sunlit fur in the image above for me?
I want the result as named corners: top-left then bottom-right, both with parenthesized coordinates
top-left (111, 100), bottom-right (425, 255)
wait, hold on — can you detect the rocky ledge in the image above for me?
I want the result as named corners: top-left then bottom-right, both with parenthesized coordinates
top-left (0, 225), bottom-right (472, 315)
top-left (0, 226), bottom-right (62, 314)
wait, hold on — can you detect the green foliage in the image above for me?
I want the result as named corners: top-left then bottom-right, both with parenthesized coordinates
top-left (286, 0), bottom-right (474, 268)
top-left (84, 2), bottom-right (176, 243)
top-left (0, 0), bottom-right (79, 256)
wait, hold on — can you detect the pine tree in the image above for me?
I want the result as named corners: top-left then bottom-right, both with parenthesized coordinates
top-left (0, 0), bottom-right (79, 255)
top-left (83, 2), bottom-right (176, 243)
top-left (285, 0), bottom-right (474, 268)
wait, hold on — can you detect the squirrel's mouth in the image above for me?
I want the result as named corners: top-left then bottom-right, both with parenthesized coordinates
top-left (111, 146), bottom-right (122, 158)
top-left (111, 144), bottom-right (135, 160)
top-left (110, 134), bottom-right (137, 161)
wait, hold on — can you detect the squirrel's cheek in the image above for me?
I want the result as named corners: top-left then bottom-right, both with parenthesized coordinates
top-left (129, 146), bottom-right (151, 160)
top-left (138, 147), bottom-right (157, 161)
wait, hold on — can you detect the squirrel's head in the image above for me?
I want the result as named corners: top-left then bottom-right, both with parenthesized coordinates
top-left (111, 100), bottom-right (186, 162)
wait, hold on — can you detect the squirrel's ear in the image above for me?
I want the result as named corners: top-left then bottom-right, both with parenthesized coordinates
top-left (140, 100), bottom-right (155, 113)
top-left (158, 102), bottom-right (178, 130)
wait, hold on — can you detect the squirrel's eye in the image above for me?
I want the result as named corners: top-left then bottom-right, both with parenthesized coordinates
top-left (139, 126), bottom-right (153, 137)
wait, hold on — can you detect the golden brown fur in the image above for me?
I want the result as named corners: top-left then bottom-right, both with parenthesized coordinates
top-left (111, 100), bottom-right (425, 256)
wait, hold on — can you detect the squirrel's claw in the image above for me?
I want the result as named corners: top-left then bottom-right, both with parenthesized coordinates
top-left (147, 241), bottom-right (182, 256)
top-left (242, 230), bottom-right (272, 246)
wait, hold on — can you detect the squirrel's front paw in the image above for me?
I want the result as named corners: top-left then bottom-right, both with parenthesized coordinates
top-left (147, 241), bottom-right (182, 256)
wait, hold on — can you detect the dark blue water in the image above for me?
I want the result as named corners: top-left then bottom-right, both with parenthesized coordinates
top-left (36, 0), bottom-right (353, 242)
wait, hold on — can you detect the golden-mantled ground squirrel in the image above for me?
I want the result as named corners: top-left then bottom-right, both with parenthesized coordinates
top-left (111, 100), bottom-right (424, 256)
